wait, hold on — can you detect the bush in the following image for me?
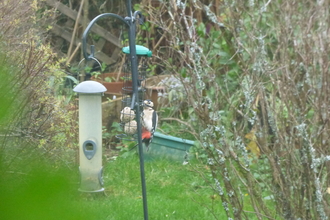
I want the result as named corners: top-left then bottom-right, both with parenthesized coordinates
top-left (141, 0), bottom-right (330, 219)
top-left (0, 0), bottom-right (78, 174)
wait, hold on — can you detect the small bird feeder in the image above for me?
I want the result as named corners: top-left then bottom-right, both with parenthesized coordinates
top-left (118, 45), bottom-right (152, 140)
top-left (73, 81), bottom-right (106, 192)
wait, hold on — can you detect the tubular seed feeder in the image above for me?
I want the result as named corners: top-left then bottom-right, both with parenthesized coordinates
top-left (73, 81), bottom-right (107, 192)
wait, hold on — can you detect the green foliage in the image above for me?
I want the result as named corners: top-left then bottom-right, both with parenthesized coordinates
top-left (116, 141), bottom-right (138, 158)
top-left (0, 162), bottom-right (94, 220)
top-left (103, 123), bottom-right (124, 148)
top-left (160, 120), bottom-right (195, 141)
top-left (146, 63), bottom-right (157, 76)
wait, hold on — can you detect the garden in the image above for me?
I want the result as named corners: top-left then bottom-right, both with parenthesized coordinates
top-left (1, 0), bottom-right (330, 219)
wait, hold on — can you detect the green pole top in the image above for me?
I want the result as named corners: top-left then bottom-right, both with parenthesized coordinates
top-left (122, 45), bottom-right (152, 57)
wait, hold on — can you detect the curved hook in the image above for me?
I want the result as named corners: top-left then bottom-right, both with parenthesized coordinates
top-left (82, 13), bottom-right (129, 61)
top-left (133, 11), bottom-right (144, 25)
top-left (78, 57), bottom-right (102, 71)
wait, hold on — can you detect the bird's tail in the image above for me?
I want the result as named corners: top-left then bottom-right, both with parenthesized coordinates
top-left (130, 142), bottom-right (151, 152)
top-left (144, 139), bottom-right (151, 152)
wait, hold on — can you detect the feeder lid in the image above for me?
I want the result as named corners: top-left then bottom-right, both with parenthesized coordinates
top-left (73, 80), bottom-right (107, 94)
top-left (122, 45), bottom-right (152, 57)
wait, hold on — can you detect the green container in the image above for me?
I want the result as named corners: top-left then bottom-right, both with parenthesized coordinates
top-left (143, 132), bottom-right (195, 162)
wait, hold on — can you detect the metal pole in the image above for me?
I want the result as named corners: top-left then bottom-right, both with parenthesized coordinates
top-left (125, 0), bottom-right (132, 18)
top-left (126, 2), bottom-right (149, 219)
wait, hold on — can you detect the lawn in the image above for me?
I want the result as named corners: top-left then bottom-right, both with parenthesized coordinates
top-left (0, 153), bottom-right (225, 220)
top-left (78, 156), bottom-right (226, 219)
top-left (0, 148), bottom-right (276, 219)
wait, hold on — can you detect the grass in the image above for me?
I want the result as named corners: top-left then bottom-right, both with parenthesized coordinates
top-left (0, 153), bottom-right (226, 219)
top-left (0, 151), bottom-right (276, 219)
top-left (78, 156), bottom-right (226, 219)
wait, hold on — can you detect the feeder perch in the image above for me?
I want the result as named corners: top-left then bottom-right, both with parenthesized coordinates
top-left (73, 81), bottom-right (106, 192)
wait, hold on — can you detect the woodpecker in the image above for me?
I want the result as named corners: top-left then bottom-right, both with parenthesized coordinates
top-left (124, 120), bottom-right (137, 134)
top-left (141, 100), bottom-right (158, 151)
top-left (120, 107), bottom-right (135, 123)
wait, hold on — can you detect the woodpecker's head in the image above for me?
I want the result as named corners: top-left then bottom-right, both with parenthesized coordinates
top-left (143, 99), bottom-right (154, 108)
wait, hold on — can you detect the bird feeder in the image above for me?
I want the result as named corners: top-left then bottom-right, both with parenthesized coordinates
top-left (80, 3), bottom-right (150, 218)
top-left (73, 80), bottom-right (106, 192)
top-left (118, 45), bottom-right (152, 140)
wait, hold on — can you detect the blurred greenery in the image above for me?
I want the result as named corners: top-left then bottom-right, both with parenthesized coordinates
top-left (0, 164), bottom-right (94, 220)
top-left (0, 153), bottom-right (226, 219)
top-left (0, 52), bottom-right (91, 219)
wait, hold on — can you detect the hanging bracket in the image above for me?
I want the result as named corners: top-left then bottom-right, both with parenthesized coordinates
top-left (82, 13), bottom-right (129, 61)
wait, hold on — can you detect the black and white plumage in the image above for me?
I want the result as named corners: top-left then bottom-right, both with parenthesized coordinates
top-left (120, 107), bottom-right (135, 123)
top-left (141, 100), bottom-right (158, 151)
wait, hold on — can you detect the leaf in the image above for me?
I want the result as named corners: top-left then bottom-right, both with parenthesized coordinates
top-left (245, 130), bottom-right (256, 141)
top-left (197, 23), bottom-right (206, 37)
top-left (263, 195), bottom-right (274, 200)
top-left (104, 77), bottom-right (113, 82)
top-left (212, 42), bottom-right (221, 49)
top-left (168, 90), bottom-right (173, 102)
top-left (245, 130), bottom-right (260, 158)
top-left (64, 75), bottom-right (79, 85)
top-left (246, 141), bottom-right (260, 158)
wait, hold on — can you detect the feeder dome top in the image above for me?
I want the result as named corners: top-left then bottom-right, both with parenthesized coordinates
top-left (122, 45), bottom-right (152, 57)
top-left (73, 80), bottom-right (107, 94)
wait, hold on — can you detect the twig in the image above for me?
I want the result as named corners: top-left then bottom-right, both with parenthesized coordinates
top-left (67, 0), bottom-right (85, 62)
top-left (67, 42), bottom-right (81, 64)
top-left (243, 210), bottom-right (276, 220)
top-left (160, 117), bottom-right (199, 139)
top-left (116, 54), bottom-right (126, 81)
top-left (154, 21), bottom-right (173, 50)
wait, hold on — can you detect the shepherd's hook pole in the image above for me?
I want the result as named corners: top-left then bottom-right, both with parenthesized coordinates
top-left (81, 0), bottom-right (148, 218)
top-left (125, 0), bottom-right (149, 219)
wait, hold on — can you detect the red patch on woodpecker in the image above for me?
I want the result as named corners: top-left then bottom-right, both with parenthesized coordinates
top-left (142, 127), bottom-right (152, 139)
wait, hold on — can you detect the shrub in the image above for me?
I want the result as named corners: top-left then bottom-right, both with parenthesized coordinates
top-left (0, 0), bottom-right (78, 174)
top-left (141, 0), bottom-right (330, 219)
